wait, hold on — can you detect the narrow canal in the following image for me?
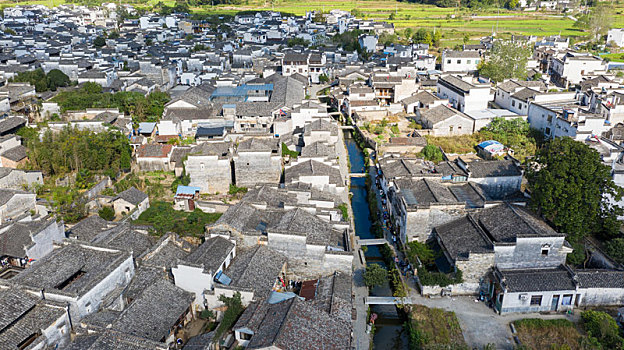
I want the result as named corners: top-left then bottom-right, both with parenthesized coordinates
top-left (345, 132), bottom-right (408, 350)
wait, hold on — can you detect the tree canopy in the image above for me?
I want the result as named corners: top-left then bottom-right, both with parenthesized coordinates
top-left (478, 41), bottom-right (531, 82)
top-left (364, 263), bottom-right (387, 287)
top-left (21, 126), bottom-right (132, 177)
top-left (52, 83), bottom-right (170, 122)
top-left (12, 68), bottom-right (70, 92)
top-left (574, 4), bottom-right (613, 40)
top-left (526, 138), bottom-right (623, 246)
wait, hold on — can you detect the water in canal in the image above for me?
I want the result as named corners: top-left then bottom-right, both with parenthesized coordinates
top-left (345, 132), bottom-right (408, 350)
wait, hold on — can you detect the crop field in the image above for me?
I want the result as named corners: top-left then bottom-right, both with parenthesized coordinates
top-left (2, 0), bottom-right (623, 45)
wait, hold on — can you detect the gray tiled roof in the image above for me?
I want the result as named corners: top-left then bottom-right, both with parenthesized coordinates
top-left (68, 330), bottom-right (169, 350)
top-left (271, 208), bottom-right (335, 246)
top-left (310, 271), bottom-right (352, 323)
top-left (475, 203), bottom-right (561, 243)
top-left (575, 270), bottom-right (624, 289)
top-left (238, 297), bottom-right (351, 349)
top-left (236, 137), bottom-right (279, 153)
top-left (182, 235), bottom-right (235, 274)
top-left (464, 159), bottom-right (522, 178)
top-left (241, 185), bottom-right (299, 208)
top-left (0, 295), bottom-right (67, 348)
top-left (421, 105), bottom-right (469, 125)
top-left (92, 225), bottom-right (155, 258)
top-left (111, 279), bottom-right (194, 341)
top-left (300, 141), bottom-right (335, 158)
top-left (113, 187), bottom-right (148, 206)
top-left (511, 87), bottom-right (540, 101)
top-left (285, 160), bottom-right (343, 187)
top-left (401, 91), bottom-right (440, 105)
top-left (497, 265), bottom-right (576, 293)
top-left (68, 215), bottom-right (119, 242)
top-left (379, 157), bottom-right (438, 179)
top-left (189, 141), bottom-right (232, 158)
top-left (10, 242), bottom-right (131, 297)
top-left (1, 145), bottom-right (27, 162)
top-left (396, 178), bottom-right (486, 208)
top-left (0, 286), bottom-right (39, 333)
top-left (435, 215), bottom-right (493, 261)
top-left (444, 50), bottom-right (480, 58)
top-left (223, 245), bottom-right (286, 296)
top-left (0, 217), bottom-right (58, 258)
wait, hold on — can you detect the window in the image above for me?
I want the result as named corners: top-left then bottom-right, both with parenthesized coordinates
top-left (467, 60), bottom-right (471, 64)
top-left (447, 59), bottom-right (451, 64)
top-left (449, 125), bottom-right (454, 133)
top-left (475, 59), bottom-right (480, 64)
top-left (200, 162), bottom-right (205, 170)
top-left (562, 294), bottom-right (573, 305)
top-left (530, 295), bottom-right (542, 305)
top-left (545, 127), bottom-right (551, 135)
top-left (458, 125), bottom-right (462, 131)
top-left (542, 248), bottom-right (549, 256)
top-left (547, 115), bottom-right (553, 122)
top-left (512, 100), bottom-right (515, 107)
top-left (457, 59), bottom-right (461, 64)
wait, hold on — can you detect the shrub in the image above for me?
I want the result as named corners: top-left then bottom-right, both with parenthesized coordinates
top-left (406, 241), bottom-right (435, 266)
top-left (418, 268), bottom-right (463, 287)
top-left (214, 292), bottom-right (244, 340)
top-left (98, 206), bottom-right (115, 221)
top-left (228, 184), bottom-right (248, 195)
top-left (337, 203), bottom-right (349, 221)
top-left (419, 144), bottom-right (444, 163)
top-left (281, 142), bottom-right (299, 159)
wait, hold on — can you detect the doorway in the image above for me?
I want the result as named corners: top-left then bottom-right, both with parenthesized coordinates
top-left (551, 295), bottom-right (559, 311)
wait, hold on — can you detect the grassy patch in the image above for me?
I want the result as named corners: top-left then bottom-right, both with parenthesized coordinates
top-left (514, 318), bottom-right (585, 350)
top-left (133, 200), bottom-right (221, 237)
top-left (407, 304), bottom-right (467, 350)
top-left (602, 53), bottom-right (624, 63)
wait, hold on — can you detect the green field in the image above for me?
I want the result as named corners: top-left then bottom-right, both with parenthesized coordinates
top-left (3, 0), bottom-right (621, 46)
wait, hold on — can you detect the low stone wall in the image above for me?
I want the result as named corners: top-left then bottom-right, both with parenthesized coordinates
top-left (419, 282), bottom-right (480, 297)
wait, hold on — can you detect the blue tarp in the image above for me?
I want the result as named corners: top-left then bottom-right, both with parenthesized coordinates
top-left (214, 271), bottom-right (232, 285)
top-left (176, 185), bottom-right (201, 196)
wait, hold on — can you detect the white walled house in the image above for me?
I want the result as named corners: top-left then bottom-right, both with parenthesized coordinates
top-left (9, 242), bottom-right (135, 321)
top-left (607, 28), bottom-right (624, 47)
top-left (441, 50), bottom-right (481, 73)
top-left (172, 235), bottom-right (236, 311)
top-left (550, 53), bottom-right (608, 88)
top-left (437, 75), bottom-right (492, 112)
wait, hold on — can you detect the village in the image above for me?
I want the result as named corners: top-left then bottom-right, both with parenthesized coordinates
top-left (0, 2), bottom-right (623, 350)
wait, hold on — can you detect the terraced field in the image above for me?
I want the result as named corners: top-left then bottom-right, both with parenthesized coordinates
top-left (3, 0), bottom-right (621, 46)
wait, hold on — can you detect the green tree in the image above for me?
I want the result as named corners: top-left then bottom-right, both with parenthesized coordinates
top-left (526, 138), bottom-right (623, 245)
top-left (46, 69), bottom-right (70, 91)
top-left (606, 238), bottom-right (624, 264)
top-left (478, 41), bottom-right (531, 82)
top-left (364, 263), bottom-right (387, 287)
top-left (463, 33), bottom-right (470, 44)
top-left (419, 144), bottom-right (444, 163)
top-left (413, 28), bottom-right (432, 46)
top-left (432, 30), bottom-right (442, 47)
top-left (98, 206), bottom-right (115, 221)
top-left (581, 310), bottom-right (624, 349)
top-left (588, 4), bottom-right (613, 40)
top-left (406, 241), bottom-right (435, 265)
top-left (93, 36), bottom-right (106, 48)
top-left (214, 292), bottom-right (244, 339)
